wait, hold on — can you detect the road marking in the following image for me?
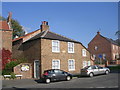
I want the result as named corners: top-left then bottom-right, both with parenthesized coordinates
top-left (89, 86), bottom-right (118, 88)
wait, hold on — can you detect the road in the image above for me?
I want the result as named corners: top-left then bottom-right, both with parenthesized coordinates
top-left (2, 71), bottom-right (119, 89)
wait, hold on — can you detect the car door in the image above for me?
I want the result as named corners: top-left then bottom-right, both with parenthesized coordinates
top-left (91, 65), bottom-right (99, 75)
top-left (97, 66), bottom-right (105, 74)
top-left (54, 70), bottom-right (66, 80)
top-left (48, 70), bottom-right (57, 81)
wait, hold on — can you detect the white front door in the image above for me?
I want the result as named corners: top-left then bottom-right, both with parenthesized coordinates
top-left (34, 60), bottom-right (40, 79)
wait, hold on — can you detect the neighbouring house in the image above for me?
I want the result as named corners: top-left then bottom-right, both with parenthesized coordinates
top-left (88, 31), bottom-right (120, 65)
top-left (13, 21), bottom-right (92, 79)
top-left (0, 13), bottom-right (13, 69)
top-left (0, 12), bottom-right (12, 51)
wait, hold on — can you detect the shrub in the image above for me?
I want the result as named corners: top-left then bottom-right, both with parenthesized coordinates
top-left (2, 61), bottom-right (19, 75)
top-left (0, 48), bottom-right (16, 70)
top-left (5, 61), bottom-right (19, 70)
top-left (2, 69), bottom-right (12, 75)
top-left (10, 72), bottom-right (16, 79)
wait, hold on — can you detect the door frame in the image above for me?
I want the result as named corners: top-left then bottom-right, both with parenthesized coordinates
top-left (34, 60), bottom-right (40, 79)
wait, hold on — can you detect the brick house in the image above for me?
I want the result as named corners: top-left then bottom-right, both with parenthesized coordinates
top-left (88, 31), bottom-right (120, 65)
top-left (13, 21), bottom-right (92, 78)
top-left (0, 12), bottom-right (12, 51)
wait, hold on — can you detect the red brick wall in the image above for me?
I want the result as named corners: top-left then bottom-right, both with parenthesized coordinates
top-left (2, 30), bottom-right (12, 51)
top-left (41, 39), bottom-right (91, 75)
top-left (14, 63), bottom-right (32, 79)
top-left (88, 33), bottom-right (112, 63)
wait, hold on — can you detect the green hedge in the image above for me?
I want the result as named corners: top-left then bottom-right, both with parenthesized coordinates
top-left (108, 65), bottom-right (120, 70)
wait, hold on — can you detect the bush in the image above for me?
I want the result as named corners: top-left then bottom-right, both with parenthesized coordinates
top-left (2, 61), bottom-right (19, 75)
top-left (2, 69), bottom-right (12, 75)
top-left (10, 72), bottom-right (16, 79)
top-left (108, 65), bottom-right (120, 70)
top-left (5, 61), bottom-right (18, 70)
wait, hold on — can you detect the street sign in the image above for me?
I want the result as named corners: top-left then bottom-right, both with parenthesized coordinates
top-left (98, 54), bottom-right (102, 58)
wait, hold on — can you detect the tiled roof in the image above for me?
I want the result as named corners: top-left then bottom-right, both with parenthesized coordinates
top-left (0, 21), bottom-right (10, 30)
top-left (26, 30), bottom-right (81, 43)
top-left (105, 37), bottom-right (119, 46)
top-left (12, 29), bottom-right (41, 42)
top-left (100, 35), bottom-right (119, 46)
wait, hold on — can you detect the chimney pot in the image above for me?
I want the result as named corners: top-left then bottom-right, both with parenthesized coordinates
top-left (7, 12), bottom-right (12, 23)
top-left (97, 31), bottom-right (100, 34)
top-left (40, 21), bottom-right (49, 31)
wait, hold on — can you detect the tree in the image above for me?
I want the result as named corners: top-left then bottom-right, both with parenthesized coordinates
top-left (115, 30), bottom-right (120, 38)
top-left (115, 30), bottom-right (120, 45)
top-left (11, 19), bottom-right (25, 39)
top-left (0, 16), bottom-right (6, 21)
top-left (0, 15), bottom-right (25, 39)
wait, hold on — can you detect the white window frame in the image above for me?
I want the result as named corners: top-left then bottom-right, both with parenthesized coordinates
top-left (52, 59), bottom-right (60, 69)
top-left (52, 40), bottom-right (60, 53)
top-left (82, 49), bottom-right (87, 57)
top-left (113, 45), bottom-right (115, 50)
top-left (83, 61), bottom-right (87, 68)
top-left (68, 42), bottom-right (74, 53)
top-left (87, 61), bottom-right (91, 66)
top-left (94, 46), bottom-right (98, 50)
top-left (68, 59), bottom-right (75, 71)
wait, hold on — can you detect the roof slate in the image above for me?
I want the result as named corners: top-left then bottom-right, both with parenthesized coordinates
top-left (26, 30), bottom-right (81, 43)
top-left (100, 34), bottom-right (119, 46)
top-left (0, 21), bottom-right (10, 30)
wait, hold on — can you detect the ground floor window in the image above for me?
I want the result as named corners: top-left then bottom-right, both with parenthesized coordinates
top-left (87, 61), bottom-right (91, 66)
top-left (68, 59), bottom-right (75, 71)
top-left (52, 60), bottom-right (60, 69)
top-left (83, 61), bottom-right (91, 68)
top-left (83, 61), bottom-right (87, 68)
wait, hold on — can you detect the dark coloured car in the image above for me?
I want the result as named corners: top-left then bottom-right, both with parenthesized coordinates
top-left (41, 69), bottom-right (73, 83)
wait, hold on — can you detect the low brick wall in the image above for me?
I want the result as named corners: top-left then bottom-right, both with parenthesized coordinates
top-left (14, 63), bottom-right (32, 79)
top-left (116, 60), bottom-right (120, 65)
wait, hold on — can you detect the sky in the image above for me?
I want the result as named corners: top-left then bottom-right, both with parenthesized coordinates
top-left (2, 2), bottom-right (118, 47)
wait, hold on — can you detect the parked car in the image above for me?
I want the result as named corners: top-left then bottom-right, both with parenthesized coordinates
top-left (41, 69), bottom-right (73, 83)
top-left (81, 65), bottom-right (110, 77)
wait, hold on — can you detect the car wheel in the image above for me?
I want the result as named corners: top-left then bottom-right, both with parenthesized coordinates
top-left (46, 78), bottom-right (50, 84)
top-left (105, 70), bottom-right (109, 75)
top-left (89, 73), bottom-right (94, 77)
top-left (66, 76), bottom-right (71, 81)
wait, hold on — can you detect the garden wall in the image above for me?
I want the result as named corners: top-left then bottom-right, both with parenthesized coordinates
top-left (14, 63), bottom-right (32, 79)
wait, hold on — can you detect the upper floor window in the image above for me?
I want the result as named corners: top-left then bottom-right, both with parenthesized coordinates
top-left (52, 40), bottom-right (60, 52)
top-left (94, 46), bottom-right (98, 50)
top-left (68, 42), bottom-right (74, 53)
top-left (82, 49), bottom-right (87, 57)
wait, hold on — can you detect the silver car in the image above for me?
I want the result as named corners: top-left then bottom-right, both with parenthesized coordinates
top-left (81, 65), bottom-right (110, 77)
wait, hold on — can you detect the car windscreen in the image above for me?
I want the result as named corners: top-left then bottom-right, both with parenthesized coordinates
top-left (83, 66), bottom-right (90, 69)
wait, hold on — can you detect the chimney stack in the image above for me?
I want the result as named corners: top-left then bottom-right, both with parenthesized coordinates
top-left (7, 12), bottom-right (12, 30)
top-left (97, 31), bottom-right (100, 35)
top-left (40, 21), bottom-right (49, 32)
top-left (7, 12), bottom-right (12, 23)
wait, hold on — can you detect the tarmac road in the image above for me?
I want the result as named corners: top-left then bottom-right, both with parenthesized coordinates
top-left (2, 70), bottom-right (119, 89)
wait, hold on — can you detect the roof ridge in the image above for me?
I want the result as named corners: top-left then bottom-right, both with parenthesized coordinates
top-left (48, 31), bottom-right (79, 42)
top-left (23, 30), bottom-right (42, 42)
top-left (12, 29), bottom-right (41, 42)
top-left (41, 30), bottom-right (49, 37)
